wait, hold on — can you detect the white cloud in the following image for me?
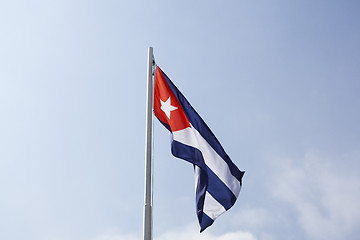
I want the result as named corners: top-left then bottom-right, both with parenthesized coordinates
top-left (271, 151), bottom-right (360, 240)
top-left (93, 232), bottom-right (140, 240)
top-left (231, 207), bottom-right (271, 229)
top-left (93, 226), bottom-right (256, 240)
top-left (155, 225), bottom-right (256, 240)
top-left (217, 231), bottom-right (257, 240)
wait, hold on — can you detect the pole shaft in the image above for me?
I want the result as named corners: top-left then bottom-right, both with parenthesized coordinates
top-left (144, 47), bottom-right (154, 240)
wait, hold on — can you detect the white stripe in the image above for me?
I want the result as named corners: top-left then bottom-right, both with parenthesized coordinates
top-left (203, 191), bottom-right (226, 220)
top-left (172, 126), bottom-right (241, 197)
top-left (194, 165), bottom-right (201, 192)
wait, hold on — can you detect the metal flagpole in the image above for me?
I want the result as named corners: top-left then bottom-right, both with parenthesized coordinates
top-left (144, 47), bottom-right (154, 240)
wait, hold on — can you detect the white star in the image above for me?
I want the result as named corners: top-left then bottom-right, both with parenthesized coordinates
top-left (160, 96), bottom-right (178, 119)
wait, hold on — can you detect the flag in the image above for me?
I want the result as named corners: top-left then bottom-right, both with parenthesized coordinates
top-left (153, 66), bottom-right (244, 232)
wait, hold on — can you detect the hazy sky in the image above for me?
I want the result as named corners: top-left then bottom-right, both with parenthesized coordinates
top-left (1, 1), bottom-right (360, 240)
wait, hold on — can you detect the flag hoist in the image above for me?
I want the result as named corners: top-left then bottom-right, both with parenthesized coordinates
top-left (143, 47), bottom-right (244, 240)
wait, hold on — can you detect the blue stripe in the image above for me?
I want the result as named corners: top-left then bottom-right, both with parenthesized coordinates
top-left (195, 165), bottom-right (207, 230)
top-left (171, 140), bottom-right (207, 169)
top-left (159, 69), bottom-right (244, 183)
top-left (200, 212), bottom-right (214, 232)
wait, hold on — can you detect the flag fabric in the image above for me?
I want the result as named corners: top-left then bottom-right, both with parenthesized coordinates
top-left (153, 66), bottom-right (244, 232)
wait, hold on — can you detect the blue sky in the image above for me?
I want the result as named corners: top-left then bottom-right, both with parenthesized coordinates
top-left (1, 1), bottom-right (360, 240)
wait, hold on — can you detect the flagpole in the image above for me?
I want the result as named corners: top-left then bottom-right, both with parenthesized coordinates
top-left (144, 47), bottom-right (154, 240)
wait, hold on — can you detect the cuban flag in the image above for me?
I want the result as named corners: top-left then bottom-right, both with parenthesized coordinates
top-left (153, 66), bottom-right (244, 232)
